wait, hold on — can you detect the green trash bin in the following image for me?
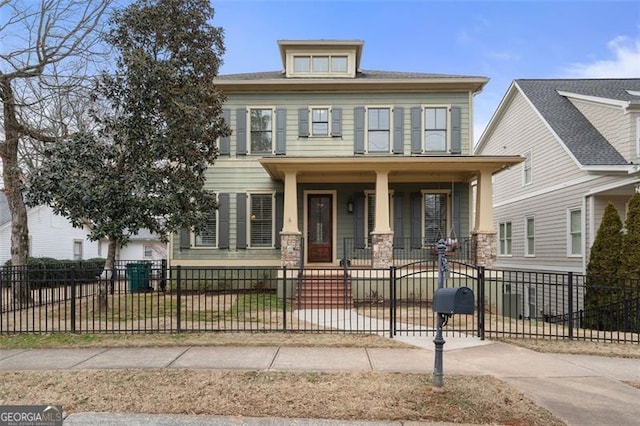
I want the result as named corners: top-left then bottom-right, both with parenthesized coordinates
top-left (126, 262), bottom-right (151, 293)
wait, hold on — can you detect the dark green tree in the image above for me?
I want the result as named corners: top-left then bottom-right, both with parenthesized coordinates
top-left (620, 193), bottom-right (640, 278)
top-left (585, 202), bottom-right (623, 330)
top-left (26, 0), bottom-right (229, 306)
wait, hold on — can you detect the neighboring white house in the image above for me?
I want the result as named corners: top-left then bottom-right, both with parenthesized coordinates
top-left (0, 193), bottom-right (166, 265)
top-left (475, 79), bottom-right (640, 274)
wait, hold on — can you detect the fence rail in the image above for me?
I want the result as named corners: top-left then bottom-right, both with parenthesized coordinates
top-left (1, 262), bottom-right (638, 343)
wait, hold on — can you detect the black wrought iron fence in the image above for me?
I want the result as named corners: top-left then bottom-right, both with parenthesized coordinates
top-left (1, 262), bottom-right (638, 343)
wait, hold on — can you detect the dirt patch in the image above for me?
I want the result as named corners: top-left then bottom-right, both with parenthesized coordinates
top-left (498, 338), bottom-right (640, 359)
top-left (0, 370), bottom-right (561, 425)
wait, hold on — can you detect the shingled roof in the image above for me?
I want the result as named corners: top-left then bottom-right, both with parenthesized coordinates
top-left (516, 79), bottom-right (640, 166)
top-left (216, 69), bottom-right (486, 81)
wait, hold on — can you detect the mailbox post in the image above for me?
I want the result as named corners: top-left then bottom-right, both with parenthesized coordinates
top-left (433, 239), bottom-right (447, 387)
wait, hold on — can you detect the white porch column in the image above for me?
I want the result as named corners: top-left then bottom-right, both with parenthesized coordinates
top-left (473, 169), bottom-right (496, 268)
top-left (281, 170), bottom-right (301, 269)
top-left (372, 169), bottom-right (393, 268)
top-left (282, 171), bottom-right (299, 232)
top-left (373, 170), bottom-right (391, 233)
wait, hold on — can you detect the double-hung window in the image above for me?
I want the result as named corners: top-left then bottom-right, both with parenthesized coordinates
top-left (195, 211), bottom-right (217, 248)
top-left (367, 107), bottom-right (391, 153)
top-left (249, 108), bottom-right (274, 154)
top-left (311, 107), bottom-right (330, 136)
top-left (499, 222), bottom-right (512, 255)
top-left (424, 107), bottom-right (448, 152)
top-left (249, 193), bottom-right (274, 248)
top-left (525, 216), bottom-right (535, 256)
top-left (568, 209), bottom-right (582, 256)
top-left (73, 240), bottom-right (83, 261)
top-left (423, 192), bottom-right (449, 244)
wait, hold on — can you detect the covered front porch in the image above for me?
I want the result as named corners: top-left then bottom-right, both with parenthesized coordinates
top-left (260, 156), bottom-right (522, 269)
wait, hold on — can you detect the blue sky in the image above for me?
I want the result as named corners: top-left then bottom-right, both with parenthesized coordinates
top-left (212, 0), bottom-right (640, 144)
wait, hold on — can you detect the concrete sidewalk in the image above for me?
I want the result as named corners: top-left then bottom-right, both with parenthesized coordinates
top-left (1, 338), bottom-right (639, 425)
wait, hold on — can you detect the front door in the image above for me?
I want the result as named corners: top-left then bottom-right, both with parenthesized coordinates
top-left (307, 194), bottom-right (333, 263)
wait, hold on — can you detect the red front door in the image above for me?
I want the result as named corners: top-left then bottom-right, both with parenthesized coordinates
top-left (307, 194), bottom-right (332, 263)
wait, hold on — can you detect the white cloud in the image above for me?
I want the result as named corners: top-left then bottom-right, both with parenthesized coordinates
top-left (564, 36), bottom-right (640, 78)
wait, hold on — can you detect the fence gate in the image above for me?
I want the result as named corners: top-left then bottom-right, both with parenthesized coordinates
top-left (391, 259), bottom-right (482, 338)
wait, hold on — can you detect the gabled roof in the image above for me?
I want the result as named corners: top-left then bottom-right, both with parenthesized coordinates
top-left (482, 79), bottom-right (640, 167)
top-left (0, 192), bottom-right (10, 227)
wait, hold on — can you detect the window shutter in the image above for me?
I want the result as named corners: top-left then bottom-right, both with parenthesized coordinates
top-left (219, 109), bottom-right (231, 155)
top-left (331, 107), bottom-right (342, 137)
top-left (236, 193), bottom-right (247, 249)
top-left (354, 106), bottom-right (365, 154)
top-left (393, 193), bottom-right (404, 248)
top-left (218, 193), bottom-right (230, 249)
top-left (410, 192), bottom-right (422, 248)
top-left (275, 192), bottom-right (284, 249)
top-left (275, 108), bottom-right (286, 155)
top-left (179, 229), bottom-right (191, 251)
top-left (298, 107), bottom-right (309, 137)
top-left (450, 106), bottom-right (461, 154)
top-left (393, 107), bottom-right (404, 154)
top-left (410, 107), bottom-right (422, 154)
top-left (353, 193), bottom-right (365, 249)
top-left (236, 108), bottom-right (247, 155)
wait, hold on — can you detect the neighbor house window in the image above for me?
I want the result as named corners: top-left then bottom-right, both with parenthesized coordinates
top-left (311, 107), bottom-right (330, 136)
top-left (249, 108), bottom-right (273, 154)
top-left (525, 216), bottom-right (535, 256)
top-left (523, 149), bottom-right (532, 185)
top-left (249, 193), bottom-right (274, 247)
top-left (568, 208), bottom-right (582, 256)
top-left (195, 211), bottom-right (217, 247)
top-left (143, 245), bottom-right (153, 258)
top-left (423, 192), bottom-right (449, 244)
top-left (527, 286), bottom-right (537, 319)
top-left (73, 240), bottom-right (83, 261)
top-left (367, 107), bottom-right (391, 153)
top-left (499, 221), bottom-right (512, 255)
top-left (424, 107), bottom-right (448, 151)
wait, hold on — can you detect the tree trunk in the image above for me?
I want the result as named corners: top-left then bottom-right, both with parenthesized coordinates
top-left (1, 79), bottom-right (32, 307)
top-left (98, 239), bottom-right (117, 310)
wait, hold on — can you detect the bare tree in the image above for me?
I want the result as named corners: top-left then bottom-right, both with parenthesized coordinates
top-left (0, 0), bottom-right (110, 305)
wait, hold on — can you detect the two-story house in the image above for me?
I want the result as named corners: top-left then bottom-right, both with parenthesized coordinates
top-left (170, 40), bottom-right (522, 270)
top-left (476, 79), bottom-right (640, 274)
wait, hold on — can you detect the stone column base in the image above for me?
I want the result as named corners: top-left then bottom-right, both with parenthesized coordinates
top-left (371, 232), bottom-right (394, 269)
top-left (280, 231), bottom-right (302, 269)
top-left (471, 231), bottom-right (497, 268)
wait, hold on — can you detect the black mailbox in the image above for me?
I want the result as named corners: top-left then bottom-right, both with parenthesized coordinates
top-left (433, 287), bottom-right (474, 315)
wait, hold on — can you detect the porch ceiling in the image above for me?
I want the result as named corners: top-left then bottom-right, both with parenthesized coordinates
top-left (259, 156), bottom-right (524, 183)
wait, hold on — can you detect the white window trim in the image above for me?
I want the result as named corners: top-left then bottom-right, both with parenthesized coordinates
top-left (247, 106), bottom-right (276, 155)
top-left (498, 221), bottom-right (513, 257)
top-left (365, 105), bottom-right (393, 154)
top-left (247, 191), bottom-right (276, 249)
top-left (523, 149), bottom-right (533, 186)
top-left (525, 216), bottom-right (535, 257)
top-left (567, 208), bottom-right (582, 257)
top-left (420, 189), bottom-right (451, 244)
top-left (422, 104), bottom-right (451, 153)
top-left (364, 190), bottom-right (394, 248)
top-left (286, 51), bottom-right (355, 78)
top-left (309, 106), bottom-right (332, 137)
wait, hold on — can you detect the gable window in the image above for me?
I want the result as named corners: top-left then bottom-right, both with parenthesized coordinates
top-left (331, 56), bottom-right (347, 72)
top-left (499, 221), bottom-right (512, 255)
top-left (568, 208), bottom-right (582, 256)
top-left (249, 108), bottom-right (273, 154)
top-left (294, 56), bottom-right (310, 72)
top-left (249, 193), bottom-right (274, 248)
top-left (290, 54), bottom-right (350, 77)
top-left (311, 108), bottom-right (329, 136)
top-left (525, 216), bottom-right (535, 256)
top-left (195, 211), bottom-right (217, 248)
top-left (424, 192), bottom-right (449, 244)
top-left (424, 107), bottom-right (448, 151)
top-left (73, 240), bottom-right (83, 261)
top-left (367, 107), bottom-right (391, 153)
top-left (523, 149), bottom-right (532, 185)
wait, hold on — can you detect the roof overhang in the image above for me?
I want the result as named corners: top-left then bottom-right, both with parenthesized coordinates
top-left (258, 156), bottom-right (523, 184)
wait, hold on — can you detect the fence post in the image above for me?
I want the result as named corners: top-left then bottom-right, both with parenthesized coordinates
top-left (477, 265), bottom-right (485, 341)
top-left (567, 272), bottom-right (574, 340)
top-left (70, 268), bottom-right (76, 333)
top-left (282, 266), bottom-right (287, 333)
top-left (176, 265), bottom-right (182, 333)
top-left (389, 266), bottom-right (396, 338)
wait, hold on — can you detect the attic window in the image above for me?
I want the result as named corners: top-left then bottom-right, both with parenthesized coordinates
top-left (290, 54), bottom-right (351, 77)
